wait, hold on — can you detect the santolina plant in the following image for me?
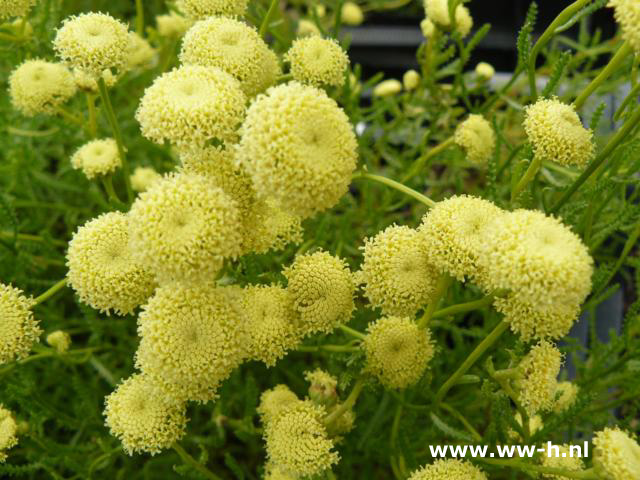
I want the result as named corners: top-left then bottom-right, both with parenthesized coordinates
top-left (0, 0), bottom-right (639, 479)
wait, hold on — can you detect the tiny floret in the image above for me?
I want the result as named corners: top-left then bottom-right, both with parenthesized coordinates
top-left (609, 0), bottom-right (640, 54)
top-left (0, 405), bottom-right (18, 463)
top-left (177, 0), bottom-right (248, 19)
top-left (373, 79), bottom-right (402, 97)
top-left (258, 385), bottom-right (301, 425)
top-left (131, 167), bottom-right (162, 193)
top-left (363, 316), bottom-right (434, 389)
top-left (46, 330), bottom-right (71, 353)
top-left (475, 62), bottom-right (495, 80)
top-left (0, 284), bottom-right (40, 364)
top-left (285, 36), bottom-right (349, 88)
top-left (454, 115), bottom-right (496, 166)
top-left (403, 70), bottom-right (421, 91)
top-left (70, 138), bottom-right (121, 179)
top-left (593, 427), bottom-right (640, 480)
top-left (0, 0), bottom-right (35, 19)
top-left (408, 459), bottom-right (487, 480)
top-left (516, 341), bottom-right (562, 416)
top-left (341, 2), bottom-right (364, 25)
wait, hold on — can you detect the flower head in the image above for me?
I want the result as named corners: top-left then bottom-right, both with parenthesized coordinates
top-left (131, 167), bottom-right (162, 193)
top-left (0, 284), bottom-right (40, 364)
top-left (419, 195), bottom-right (503, 282)
top-left (0, 0), bottom-right (35, 19)
top-left (541, 444), bottom-right (585, 479)
top-left (156, 11), bottom-right (192, 37)
top-left (363, 316), bottom-right (434, 389)
top-left (305, 369), bottom-right (338, 407)
top-left (54, 13), bottom-right (130, 75)
top-left (421, 18), bottom-right (435, 37)
top-left (475, 62), bottom-right (495, 80)
top-left (9, 60), bottom-right (76, 116)
top-left (236, 82), bottom-right (357, 218)
top-left (297, 19), bottom-right (320, 37)
top-left (128, 172), bottom-right (242, 283)
top-left (285, 36), bottom-right (349, 88)
top-left (177, 0), bottom-right (248, 19)
top-left (373, 79), bottom-right (402, 97)
top-left (516, 341), bottom-right (562, 416)
top-left (609, 0), bottom-right (640, 54)
top-left (362, 225), bottom-right (439, 316)
top-left (593, 427), bottom-right (640, 480)
top-left (553, 381), bottom-right (579, 413)
top-left (70, 138), bottom-right (121, 179)
top-left (104, 374), bottom-right (187, 455)
top-left (0, 405), bottom-right (18, 463)
top-left (403, 70), bottom-right (421, 91)
top-left (454, 115), bottom-right (496, 166)
top-left (258, 385), bottom-right (301, 425)
top-left (524, 98), bottom-right (595, 167)
top-left (136, 65), bottom-right (246, 148)
top-left (66, 212), bottom-right (156, 315)
top-left (409, 459), bottom-right (487, 480)
top-left (284, 251), bottom-right (355, 335)
top-left (180, 17), bottom-right (280, 96)
top-left (341, 2), bottom-right (364, 25)
top-left (126, 32), bottom-right (156, 70)
top-left (135, 283), bottom-right (246, 403)
top-left (423, 0), bottom-right (473, 37)
top-left (248, 199), bottom-right (304, 254)
top-left (46, 330), bottom-right (71, 353)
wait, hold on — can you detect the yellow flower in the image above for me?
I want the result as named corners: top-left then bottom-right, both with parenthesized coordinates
top-left (258, 385), bottom-right (301, 425)
top-left (285, 36), bottom-right (349, 88)
top-left (363, 316), bottom-right (434, 389)
top-left (0, 405), bottom-right (18, 463)
top-left (475, 62), bottom-right (495, 80)
top-left (553, 381), bottom-right (579, 413)
top-left (177, 0), bottom-right (248, 19)
top-left (0, 0), bottom-right (34, 18)
top-left (297, 19), bottom-right (320, 37)
top-left (421, 18), bottom-right (435, 37)
top-left (373, 79), bottom-right (402, 97)
top-left (523, 98), bottom-right (595, 167)
top-left (284, 251), bottom-right (355, 335)
top-left (419, 195), bottom-right (503, 282)
top-left (136, 65), bottom-right (246, 148)
top-left (593, 427), bottom-right (640, 480)
top-left (264, 401), bottom-right (339, 477)
top-left (180, 17), bottom-right (280, 96)
top-left (423, 0), bottom-right (473, 37)
top-left (0, 283), bottom-right (40, 364)
top-left (128, 173), bottom-right (242, 283)
top-left (46, 330), bottom-right (71, 353)
top-left (240, 285), bottom-right (301, 367)
top-left (130, 167), bottom-right (162, 193)
top-left (156, 11), bottom-right (192, 37)
top-left (54, 13), bottom-right (130, 76)
top-left (454, 115), bottom-right (496, 166)
top-left (305, 369), bottom-right (338, 407)
top-left (104, 374), bottom-right (187, 455)
top-left (8, 60), bottom-right (76, 116)
top-left (609, 0), bottom-right (640, 54)
top-left (236, 82), bottom-right (358, 219)
top-left (541, 444), bottom-right (585, 479)
top-left (516, 341), bottom-right (562, 416)
top-left (70, 138), bottom-right (121, 179)
top-left (341, 2), bottom-right (364, 25)
top-left (409, 459), bottom-right (487, 480)
top-left (510, 413), bottom-right (543, 441)
top-left (248, 199), bottom-right (304, 254)
top-left (403, 70), bottom-right (421, 91)
top-left (361, 225), bottom-right (439, 316)
top-left (66, 212), bottom-right (156, 315)
top-left (126, 32), bottom-right (156, 70)
top-left (135, 283), bottom-right (246, 403)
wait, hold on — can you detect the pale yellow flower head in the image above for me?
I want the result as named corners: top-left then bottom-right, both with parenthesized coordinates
top-left (454, 115), bottom-right (496, 166)
top-left (249, 198), bottom-right (304, 254)
top-left (9, 60), bottom-right (76, 117)
top-left (135, 283), bottom-right (246, 403)
top-left (156, 11), bottom-right (193, 37)
top-left (0, 405), bottom-right (18, 463)
top-left (54, 13), bottom-right (130, 76)
top-left (285, 36), bottom-right (349, 88)
top-left (131, 167), bottom-right (162, 193)
top-left (264, 462), bottom-right (298, 480)
top-left (180, 17), bottom-right (280, 97)
top-left (284, 251), bottom-right (355, 335)
top-left (305, 369), bottom-right (338, 407)
top-left (0, 284), bottom-right (40, 364)
top-left (510, 412), bottom-right (543, 441)
top-left (593, 427), bottom-right (640, 480)
top-left (409, 459), bottom-right (487, 480)
top-left (126, 32), bottom-right (156, 70)
top-left (363, 316), bottom-right (434, 389)
top-left (104, 374), bottom-right (187, 455)
top-left (240, 285), bottom-right (301, 367)
top-left (475, 62), bottom-right (495, 80)
top-left (264, 401), bottom-right (339, 477)
top-left (403, 70), bottom-right (421, 91)
top-left (421, 18), bottom-right (435, 37)
top-left (516, 341), bottom-right (562, 416)
top-left (0, 0), bottom-right (35, 19)
top-left (71, 138), bottom-right (121, 179)
top-left (177, 0), bottom-right (248, 19)
top-left (423, 0), bottom-right (473, 37)
top-left (258, 385), bottom-right (301, 425)
top-left (362, 225), bottom-right (439, 316)
top-left (237, 82), bottom-right (358, 219)
top-left (553, 381), bottom-right (579, 413)
top-left (46, 330), bottom-right (71, 354)
top-left (66, 212), bottom-right (156, 315)
top-left (297, 19), bottom-right (320, 37)
top-left (373, 79), bottom-right (402, 97)
top-left (609, 0), bottom-right (640, 54)
top-left (341, 2), bottom-right (364, 25)
top-left (128, 172), bottom-right (242, 283)
top-left (419, 195), bottom-right (503, 282)
top-left (524, 98), bottom-right (595, 167)
top-left (541, 444), bottom-right (585, 479)
top-left (136, 65), bottom-right (246, 148)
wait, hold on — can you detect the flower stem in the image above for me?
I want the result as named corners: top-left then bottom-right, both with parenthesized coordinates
top-left (353, 171), bottom-right (437, 208)
top-left (259, 0), bottom-right (279, 38)
top-left (511, 155), bottom-right (542, 202)
top-left (432, 292), bottom-right (501, 320)
top-left (33, 279), bottom-right (67, 306)
top-left (54, 106), bottom-right (84, 125)
top-left (97, 77), bottom-right (133, 204)
top-left (434, 320), bottom-right (509, 406)
top-left (172, 443), bottom-right (222, 480)
top-left (403, 137), bottom-right (455, 182)
top-left (101, 175), bottom-right (124, 207)
top-left (440, 402), bottom-right (482, 441)
top-left (338, 324), bottom-right (367, 341)
top-left (86, 93), bottom-right (98, 139)
top-left (323, 378), bottom-right (365, 426)
top-left (296, 344), bottom-right (360, 353)
top-left (135, 0), bottom-right (145, 36)
top-left (417, 274), bottom-right (453, 329)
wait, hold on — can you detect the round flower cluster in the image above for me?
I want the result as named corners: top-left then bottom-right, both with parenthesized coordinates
top-left (523, 98), bottom-right (595, 167)
top-left (454, 115), bottom-right (496, 166)
top-left (249, 198), bottom-right (304, 254)
top-left (9, 60), bottom-right (77, 116)
top-left (130, 167), bottom-right (162, 193)
top-left (258, 385), bottom-right (301, 425)
top-left (136, 65), bottom-right (246, 148)
top-left (66, 212), bottom-right (156, 316)
top-left (361, 225), bottom-right (439, 316)
top-left (408, 459), bottom-right (487, 480)
top-left (180, 17), bottom-right (280, 96)
top-left (46, 330), bottom-right (71, 353)
top-left (70, 138), bottom-right (121, 179)
top-left (0, 283), bottom-right (40, 364)
top-left (516, 341), bottom-right (562, 416)
top-left (0, 0), bottom-right (35, 19)
top-left (609, 0), bottom-right (640, 54)
top-left (0, 405), bottom-right (18, 463)
top-left (475, 62), bottom-right (495, 80)
top-left (423, 0), bottom-right (473, 37)
top-left (363, 316), bottom-right (434, 389)
top-left (285, 36), bottom-right (349, 87)
top-left (177, 0), bottom-right (248, 19)
top-left (305, 369), bottom-right (338, 407)
top-left (126, 32), bottom-right (156, 71)
top-left (236, 82), bottom-right (358, 219)
top-left (104, 374), bottom-right (187, 455)
top-left (541, 444), bottom-right (585, 479)
top-left (373, 79), bottom-right (402, 97)
top-left (403, 69), bottom-right (421, 90)
top-left (593, 427), bottom-right (640, 480)
top-left (54, 13), bottom-right (130, 76)
top-left (284, 251), bottom-right (355, 335)
top-left (553, 381), bottom-right (579, 413)
top-left (156, 12), bottom-right (193, 37)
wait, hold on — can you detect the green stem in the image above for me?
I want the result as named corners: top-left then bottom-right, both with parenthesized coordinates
top-left (135, 0), bottom-right (144, 36)
top-left (97, 77), bottom-right (133, 203)
top-left (33, 279), bottom-right (67, 306)
top-left (353, 171), bottom-right (437, 208)
top-left (86, 93), bottom-right (97, 139)
top-left (296, 344), bottom-right (360, 353)
top-left (417, 274), bottom-right (453, 329)
top-left (258, 0), bottom-right (279, 38)
top-left (550, 105), bottom-right (640, 213)
top-left (323, 378), bottom-right (365, 426)
top-left (594, 219), bottom-right (640, 296)
top-left (101, 175), bottom-right (124, 206)
top-left (54, 106), bottom-right (84, 125)
top-left (277, 73), bottom-right (293, 83)
top-left (528, 0), bottom-right (591, 100)
top-left (574, 42), bottom-right (633, 110)
top-left (403, 137), bottom-right (455, 182)
top-left (338, 324), bottom-right (367, 341)
top-left (0, 231), bottom-right (66, 247)
top-left (511, 155), bottom-right (542, 202)
top-left (474, 459), bottom-right (598, 479)
top-left (614, 75), bottom-right (640, 121)
top-left (432, 293), bottom-right (499, 320)
top-left (434, 320), bottom-right (509, 406)
top-left (172, 443), bottom-right (222, 480)
top-left (440, 402), bottom-right (482, 441)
